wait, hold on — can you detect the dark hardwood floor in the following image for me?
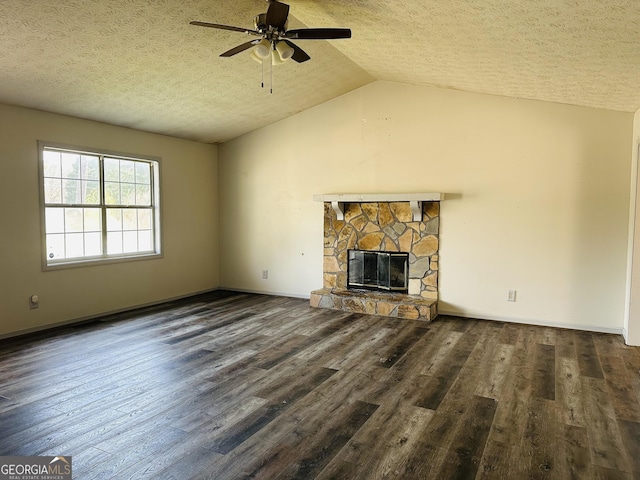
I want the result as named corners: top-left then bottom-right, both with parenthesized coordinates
top-left (1, 291), bottom-right (640, 479)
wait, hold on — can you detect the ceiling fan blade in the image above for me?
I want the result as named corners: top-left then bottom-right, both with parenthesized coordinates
top-left (284, 40), bottom-right (310, 63)
top-left (265, 1), bottom-right (290, 30)
top-left (284, 28), bottom-right (351, 40)
top-left (220, 40), bottom-right (260, 57)
top-left (190, 21), bottom-right (259, 35)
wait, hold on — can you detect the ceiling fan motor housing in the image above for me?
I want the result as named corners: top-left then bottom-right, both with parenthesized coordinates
top-left (254, 13), bottom-right (267, 32)
top-left (254, 13), bottom-right (288, 34)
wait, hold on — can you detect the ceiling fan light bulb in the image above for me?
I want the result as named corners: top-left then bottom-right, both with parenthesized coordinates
top-left (275, 41), bottom-right (294, 61)
top-left (254, 39), bottom-right (271, 58)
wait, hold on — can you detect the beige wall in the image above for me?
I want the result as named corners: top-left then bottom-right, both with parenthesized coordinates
top-left (0, 103), bottom-right (219, 338)
top-left (219, 81), bottom-right (633, 333)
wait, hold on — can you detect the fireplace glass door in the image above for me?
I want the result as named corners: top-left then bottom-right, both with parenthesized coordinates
top-left (347, 250), bottom-right (409, 292)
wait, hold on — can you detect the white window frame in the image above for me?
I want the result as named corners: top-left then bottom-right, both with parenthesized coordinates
top-left (38, 141), bottom-right (162, 270)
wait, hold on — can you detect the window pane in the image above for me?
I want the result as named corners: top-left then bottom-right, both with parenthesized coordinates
top-left (104, 158), bottom-right (119, 182)
top-left (45, 208), bottom-right (65, 234)
top-left (107, 231), bottom-right (123, 254)
top-left (82, 180), bottom-right (100, 204)
top-left (105, 182), bottom-right (120, 205)
top-left (61, 153), bottom-right (80, 179)
top-left (123, 231), bottom-right (138, 253)
top-left (106, 209), bottom-right (122, 231)
top-left (64, 208), bottom-right (83, 233)
top-left (62, 179), bottom-right (81, 204)
top-left (84, 208), bottom-right (101, 232)
top-left (120, 160), bottom-right (135, 183)
top-left (44, 178), bottom-right (62, 204)
top-left (135, 184), bottom-right (150, 206)
top-left (138, 230), bottom-right (152, 251)
top-left (65, 233), bottom-right (84, 258)
top-left (43, 150), bottom-right (61, 177)
top-left (135, 162), bottom-right (150, 184)
top-left (81, 155), bottom-right (100, 180)
top-left (122, 209), bottom-right (137, 230)
top-left (121, 183), bottom-right (135, 205)
top-left (84, 232), bottom-right (101, 256)
top-left (138, 209), bottom-right (151, 229)
top-left (46, 234), bottom-right (65, 260)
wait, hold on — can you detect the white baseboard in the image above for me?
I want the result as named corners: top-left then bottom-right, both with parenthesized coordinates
top-left (222, 291), bottom-right (624, 336)
top-left (222, 290), bottom-right (625, 336)
top-left (0, 288), bottom-right (222, 341)
top-left (3, 289), bottom-right (624, 341)
top-left (438, 309), bottom-right (624, 336)
top-left (217, 290), bottom-right (630, 337)
top-left (219, 286), bottom-right (311, 300)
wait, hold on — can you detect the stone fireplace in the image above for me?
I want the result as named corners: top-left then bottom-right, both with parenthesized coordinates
top-left (310, 193), bottom-right (441, 321)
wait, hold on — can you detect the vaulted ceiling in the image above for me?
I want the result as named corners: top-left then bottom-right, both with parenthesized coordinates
top-left (1, 1), bottom-right (639, 144)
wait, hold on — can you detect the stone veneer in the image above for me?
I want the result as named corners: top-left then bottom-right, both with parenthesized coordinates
top-left (310, 200), bottom-right (440, 321)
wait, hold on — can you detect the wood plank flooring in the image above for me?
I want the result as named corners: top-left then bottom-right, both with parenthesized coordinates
top-left (1, 291), bottom-right (639, 479)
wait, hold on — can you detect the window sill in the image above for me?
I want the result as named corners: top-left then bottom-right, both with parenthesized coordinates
top-left (43, 252), bottom-right (163, 271)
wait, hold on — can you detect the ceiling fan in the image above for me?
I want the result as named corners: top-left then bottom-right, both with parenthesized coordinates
top-left (189, 0), bottom-right (351, 64)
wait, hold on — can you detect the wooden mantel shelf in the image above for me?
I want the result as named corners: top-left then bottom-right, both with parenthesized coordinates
top-left (313, 193), bottom-right (443, 221)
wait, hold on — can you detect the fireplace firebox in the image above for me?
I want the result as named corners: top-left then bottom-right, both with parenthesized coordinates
top-left (347, 250), bottom-right (409, 293)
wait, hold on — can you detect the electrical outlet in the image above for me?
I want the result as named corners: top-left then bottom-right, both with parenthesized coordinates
top-left (508, 290), bottom-right (517, 302)
top-left (29, 294), bottom-right (39, 309)
top-left (262, 270), bottom-right (268, 279)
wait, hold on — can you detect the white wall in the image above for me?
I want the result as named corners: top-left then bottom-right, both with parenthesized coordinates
top-left (0, 103), bottom-right (219, 338)
top-left (624, 109), bottom-right (640, 345)
top-left (219, 81), bottom-right (633, 333)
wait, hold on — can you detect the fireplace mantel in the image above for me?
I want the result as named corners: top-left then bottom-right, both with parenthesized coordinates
top-left (313, 193), bottom-right (442, 221)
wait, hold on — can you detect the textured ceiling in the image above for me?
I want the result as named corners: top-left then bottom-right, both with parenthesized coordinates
top-left (1, 1), bottom-right (639, 144)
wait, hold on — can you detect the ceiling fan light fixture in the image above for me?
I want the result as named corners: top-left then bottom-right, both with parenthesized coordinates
top-left (254, 39), bottom-right (271, 58)
top-left (275, 41), bottom-right (294, 61)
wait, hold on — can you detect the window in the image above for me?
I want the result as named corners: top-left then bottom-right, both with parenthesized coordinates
top-left (39, 142), bottom-right (161, 268)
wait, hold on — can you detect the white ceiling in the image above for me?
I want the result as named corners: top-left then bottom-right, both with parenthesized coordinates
top-left (1, 0), bottom-right (639, 144)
